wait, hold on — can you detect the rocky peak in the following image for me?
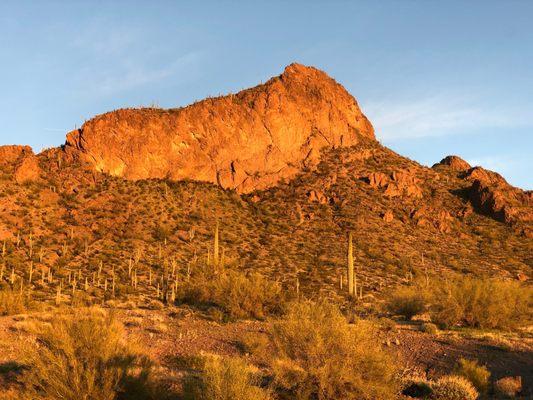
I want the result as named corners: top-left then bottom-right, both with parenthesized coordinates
top-left (64, 64), bottom-right (374, 192)
top-left (433, 155), bottom-right (471, 171)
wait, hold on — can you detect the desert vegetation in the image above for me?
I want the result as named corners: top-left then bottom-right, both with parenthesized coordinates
top-left (183, 354), bottom-right (271, 400)
top-left (0, 138), bottom-right (531, 399)
top-left (21, 309), bottom-right (155, 400)
top-left (386, 275), bottom-right (532, 330)
top-left (261, 301), bottom-right (399, 400)
top-left (0, 288), bottom-right (27, 316)
top-left (0, 221), bottom-right (530, 399)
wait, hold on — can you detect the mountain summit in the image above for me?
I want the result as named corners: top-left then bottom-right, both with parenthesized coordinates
top-left (65, 63), bottom-right (374, 192)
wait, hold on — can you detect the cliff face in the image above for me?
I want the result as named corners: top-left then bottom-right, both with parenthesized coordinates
top-left (65, 63), bottom-right (374, 192)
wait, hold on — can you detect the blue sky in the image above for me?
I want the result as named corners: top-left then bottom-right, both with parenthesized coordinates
top-left (0, 1), bottom-right (531, 188)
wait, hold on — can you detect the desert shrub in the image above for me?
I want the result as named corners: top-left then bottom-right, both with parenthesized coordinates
top-left (182, 354), bottom-right (271, 400)
top-left (264, 301), bottom-right (399, 400)
top-left (430, 375), bottom-right (478, 400)
top-left (454, 358), bottom-right (490, 394)
top-left (385, 286), bottom-right (428, 319)
top-left (177, 269), bottom-right (282, 320)
top-left (429, 277), bottom-right (532, 330)
top-left (22, 308), bottom-right (154, 400)
top-left (493, 376), bottom-right (522, 398)
top-left (0, 289), bottom-right (26, 316)
top-left (420, 322), bottom-right (438, 334)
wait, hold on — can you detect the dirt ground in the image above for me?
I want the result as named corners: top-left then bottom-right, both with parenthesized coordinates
top-left (1, 306), bottom-right (531, 398)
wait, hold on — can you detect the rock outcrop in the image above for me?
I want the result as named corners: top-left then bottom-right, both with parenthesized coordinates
top-left (461, 166), bottom-right (532, 236)
top-left (433, 155), bottom-right (471, 171)
top-left (0, 145), bottom-right (41, 183)
top-left (64, 63), bottom-right (374, 192)
top-left (0, 145), bottom-right (34, 166)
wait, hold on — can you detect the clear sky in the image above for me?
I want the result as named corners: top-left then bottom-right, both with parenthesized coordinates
top-left (1, 1), bottom-right (531, 188)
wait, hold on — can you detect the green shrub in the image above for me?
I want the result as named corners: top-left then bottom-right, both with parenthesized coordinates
top-left (22, 308), bottom-right (154, 400)
top-left (264, 301), bottom-right (399, 400)
top-left (385, 286), bottom-right (428, 319)
top-left (430, 277), bottom-right (532, 330)
top-left (177, 269), bottom-right (282, 320)
top-left (183, 354), bottom-right (271, 400)
top-left (387, 277), bottom-right (532, 330)
top-left (430, 375), bottom-right (478, 400)
top-left (454, 358), bottom-right (490, 394)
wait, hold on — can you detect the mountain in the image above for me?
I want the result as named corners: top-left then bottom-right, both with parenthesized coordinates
top-left (64, 63), bottom-right (374, 192)
top-left (0, 64), bottom-right (530, 303)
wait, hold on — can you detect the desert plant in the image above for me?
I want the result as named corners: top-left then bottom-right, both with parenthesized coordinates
top-left (183, 354), bottom-right (271, 400)
top-left (386, 285), bottom-right (428, 319)
top-left (420, 322), bottom-right (438, 334)
top-left (0, 289), bottom-right (26, 316)
top-left (493, 376), bottom-right (522, 398)
top-left (454, 358), bottom-right (490, 394)
top-left (430, 375), bottom-right (478, 400)
top-left (347, 232), bottom-right (355, 297)
top-left (177, 269), bottom-right (282, 320)
top-left (22, 308), bottom-right (153, 400)
top-left (429, 277), bottom-right (532, 330)
top-left (264, 301), bottom-right (398, 400)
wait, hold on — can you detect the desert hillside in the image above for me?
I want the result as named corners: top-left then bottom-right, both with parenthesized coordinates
top-left (0, 64), bottom-right (531, 399)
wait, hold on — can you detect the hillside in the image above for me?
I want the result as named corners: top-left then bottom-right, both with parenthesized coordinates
top-left (0, 110), bottom-right (530, 308)
top-left (0, 63), bottom-right (532, 400)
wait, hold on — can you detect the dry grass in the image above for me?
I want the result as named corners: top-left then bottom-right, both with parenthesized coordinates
top-left (0, 289), bottom-right (26, 316)
top-left (493, 376), bottom-right (522, 398)
top-left (182, 354), bottom-right (271, 400)
top-left (21, 308), bottom-right (154, 400)
top-left (261, 301), bottom-right (399, 400)
top-left (454, 358), bottom-right (490, 394)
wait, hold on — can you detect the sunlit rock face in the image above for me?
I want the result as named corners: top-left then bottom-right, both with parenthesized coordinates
top-left (64, 63), bottom-right (374, 192)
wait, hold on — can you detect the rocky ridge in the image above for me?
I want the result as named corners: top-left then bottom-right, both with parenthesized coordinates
top-left (64, 63), bottom-right (374, 192)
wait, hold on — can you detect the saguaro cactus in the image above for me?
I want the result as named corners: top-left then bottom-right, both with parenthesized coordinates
top-left (348, 232), bottom-right (354, 297)
top-left (213, 221), bottom-right (220, 268)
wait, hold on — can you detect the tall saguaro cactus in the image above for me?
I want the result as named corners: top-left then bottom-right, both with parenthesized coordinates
top-left (213, 221), bottom-right (220, 268)
top-left (348, 232), bottom-right (354, 297)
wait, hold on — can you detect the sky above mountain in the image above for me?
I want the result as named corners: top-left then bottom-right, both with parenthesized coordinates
top-left (0, 1), bottom-right (531, 188)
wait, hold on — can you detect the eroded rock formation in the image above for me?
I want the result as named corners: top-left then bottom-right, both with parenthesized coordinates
top-left (64, 63), bottom-right (374, 192)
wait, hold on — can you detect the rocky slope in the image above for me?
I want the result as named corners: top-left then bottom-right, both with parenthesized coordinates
top-left (64, 63), bottom-right (374, 192)
top-left (0, 64), bottom-right (530, 305)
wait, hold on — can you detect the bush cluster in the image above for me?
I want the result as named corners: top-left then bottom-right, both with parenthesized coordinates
top-left (177, 269), bottom-right (282, 320)
top-left (454, 358), bottom-right (490, 394)
top-left (22, 308), bottom-right (154, 400)
top-left (263, 301), bottom-right (399, 400)
top-left (183, 354), bottom-right (271, 400)
top-left (386, 276), bottom-right (532, 330)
